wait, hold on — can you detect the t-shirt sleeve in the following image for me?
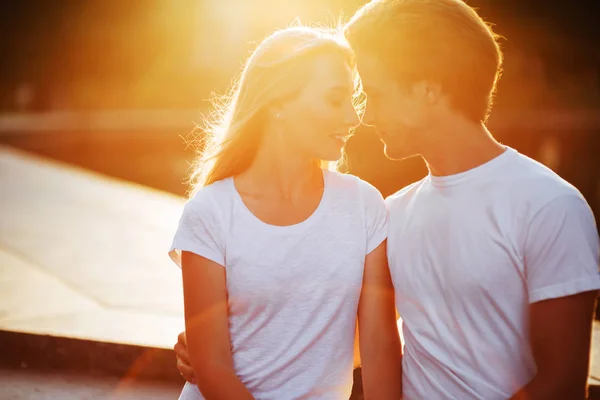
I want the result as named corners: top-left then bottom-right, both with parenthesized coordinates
top-left (168, 191), bottom-right (225, 268)
top-left (359, 180), bottom-right (388, 254)
top-left (525, 194), bottom-right (600, 303)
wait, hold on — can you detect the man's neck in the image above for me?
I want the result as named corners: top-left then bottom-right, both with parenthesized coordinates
top-left (423, 122), bottom-right (506, 177)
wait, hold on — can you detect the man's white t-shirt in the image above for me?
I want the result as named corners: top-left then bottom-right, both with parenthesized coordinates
top-left (386, 146), bottom-right (600, 399)
top-left (169, 170), bottom-right (387, 400)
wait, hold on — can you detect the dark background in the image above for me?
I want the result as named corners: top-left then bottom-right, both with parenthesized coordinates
top-left (1, 0), bottom-right (598, 111)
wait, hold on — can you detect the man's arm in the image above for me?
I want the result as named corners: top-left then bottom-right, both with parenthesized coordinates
top-left (511, 194), bottom-right (600, 399)
top-left (174, 331), bottom-right (196, 384)
top-left (510, 291), bottom-right (598, 400)
top-left (358, 240), bottom-right (403, 399)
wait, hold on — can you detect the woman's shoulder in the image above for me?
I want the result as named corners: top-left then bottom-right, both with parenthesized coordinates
top-left (325, 170), bottom-right (385, 211)
top-left (186, 178), bottom-right (234, 212)
top-left (326, 170), bottom-right (383, 198)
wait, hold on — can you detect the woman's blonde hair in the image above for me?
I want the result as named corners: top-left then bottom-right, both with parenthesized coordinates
top-left (187, 25), bottom-right (364, 197)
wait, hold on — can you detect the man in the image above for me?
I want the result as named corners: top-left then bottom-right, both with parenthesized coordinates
top-left (174, 0), bottom-right (600, 398)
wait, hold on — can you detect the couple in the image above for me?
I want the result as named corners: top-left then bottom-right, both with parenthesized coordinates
top-left (169, 0), bottom-right (600, 399)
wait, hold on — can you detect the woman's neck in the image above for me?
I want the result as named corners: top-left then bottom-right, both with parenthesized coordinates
top-left (236, 138), bottom-right (322, 201)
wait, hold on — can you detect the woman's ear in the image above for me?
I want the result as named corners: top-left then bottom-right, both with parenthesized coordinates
top-left (268, 101), bottom-right (286, 121)
top-left (268, 108), bottom-right (283, 121)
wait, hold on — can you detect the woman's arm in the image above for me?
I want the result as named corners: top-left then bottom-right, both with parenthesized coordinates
top-left (181, 251), bottom-right (254, 399)
top-left (357, 240), bottom-right (403, 399)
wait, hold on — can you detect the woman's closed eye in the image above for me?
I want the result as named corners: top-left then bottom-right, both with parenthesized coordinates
top-left (327, 94), bottom-right (344, 107)
top-left (326, 86), bottom-right (353, 108)
top-left (329, 92), bottom-right (354, 108)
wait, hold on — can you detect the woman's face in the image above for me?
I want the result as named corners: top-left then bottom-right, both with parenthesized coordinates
top-left (276, 52), bottom-right (360, 162)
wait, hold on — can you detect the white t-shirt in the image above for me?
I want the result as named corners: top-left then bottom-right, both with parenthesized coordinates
top-left (169, 169), bottom-right (387, 400)
top-left (386, 146), bottom-right (600, 400)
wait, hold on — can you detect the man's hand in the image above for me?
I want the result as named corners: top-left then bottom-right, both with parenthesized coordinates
top-left (174, 331), bottom-right (196, 384)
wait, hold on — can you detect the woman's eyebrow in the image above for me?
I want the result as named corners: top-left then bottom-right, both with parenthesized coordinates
top-left (327, 85), bottom-right (354, 95)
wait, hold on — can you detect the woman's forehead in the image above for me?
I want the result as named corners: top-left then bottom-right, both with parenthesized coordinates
top-left (304, 53), bottom-right (355, 92)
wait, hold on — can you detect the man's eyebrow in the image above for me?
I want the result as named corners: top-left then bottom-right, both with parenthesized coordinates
top-left (362, 85), bottom-right (379, 95)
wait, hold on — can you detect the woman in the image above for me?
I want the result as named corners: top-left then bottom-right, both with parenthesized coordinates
top-left (169, 25), bottom-right (401, 400)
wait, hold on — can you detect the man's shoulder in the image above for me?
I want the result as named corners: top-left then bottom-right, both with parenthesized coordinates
top-left (506, 152), bottom-right (584, 208)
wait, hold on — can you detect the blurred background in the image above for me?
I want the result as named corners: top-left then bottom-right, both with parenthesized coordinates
top-left (1, 0), bottom-right (599, 205)
top-left (0, 0), bottom-right (599, 398)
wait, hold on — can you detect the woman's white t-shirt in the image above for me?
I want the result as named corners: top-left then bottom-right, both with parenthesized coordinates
top-left (169, 170), bottom-right (387, 400)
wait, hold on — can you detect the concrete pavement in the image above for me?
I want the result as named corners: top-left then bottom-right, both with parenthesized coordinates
top-left (0, 367), bottom-right (181, 400)
top-left (0, 145), bottom-right (185, 349)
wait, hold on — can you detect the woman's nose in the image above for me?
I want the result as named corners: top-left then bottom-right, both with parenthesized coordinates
top-left (344, 104), bottom-right (361, 130)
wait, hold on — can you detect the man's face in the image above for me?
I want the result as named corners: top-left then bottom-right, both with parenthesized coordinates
top-left (357, 56), bottom-right (435, 160)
